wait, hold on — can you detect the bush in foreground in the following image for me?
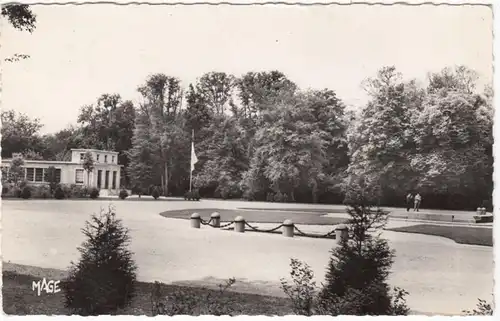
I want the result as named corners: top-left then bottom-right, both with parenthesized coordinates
top-left (151, 278), bottom-right (237, 316)
top-left (61, 207), bottom-right (137, 315)
top-left (281, 188), bottom-right (409, 316)
top-left (119, 189), bottom-right (129, 200)
top-left (463, 298), bottom-right (494, 315)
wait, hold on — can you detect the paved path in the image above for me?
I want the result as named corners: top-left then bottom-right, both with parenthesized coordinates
top-left (1, 199), bottom-right (493, 315)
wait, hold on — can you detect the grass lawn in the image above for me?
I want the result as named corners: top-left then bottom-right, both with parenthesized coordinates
top-left (2, 264), bottom-right (292, 316)
top-left (386, 224), bottom-right (493, 247)
top-left (160, 208), bottom-right (347, 225)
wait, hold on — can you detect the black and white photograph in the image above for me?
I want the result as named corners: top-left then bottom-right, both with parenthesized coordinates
top-left (0, 0), bottom-right (495, 316)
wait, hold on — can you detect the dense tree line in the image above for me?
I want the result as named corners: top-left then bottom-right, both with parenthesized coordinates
top-left (2, 66), bottom-right (492, 210)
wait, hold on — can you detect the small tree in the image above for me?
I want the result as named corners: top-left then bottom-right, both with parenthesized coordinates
top-left (280, 259), bottom-right (317, 316)
top-left (82, 152), bottom-right (95, 188)
top-left (316, 186), bottom-right (409, 316)
top-left (61, 207), bottom-right (137, 315)
top-left (8, 155), bottom-right (25, 187)
top-left (151, 186), bottom-right (160, 200)
top-left (44, 166), bottom-right (59, 193)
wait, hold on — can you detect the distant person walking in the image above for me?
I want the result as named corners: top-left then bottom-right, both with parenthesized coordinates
top-left (414, 193), bottom-right (422, 212)
top-left (406, 193), bottom-right (413, 212)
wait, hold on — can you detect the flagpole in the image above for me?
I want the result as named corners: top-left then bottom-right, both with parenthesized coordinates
top-left (190, 130), bottom-right (194, 192)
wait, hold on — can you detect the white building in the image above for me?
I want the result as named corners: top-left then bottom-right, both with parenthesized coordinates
top-left (1, 149), bottom-right (122, 195)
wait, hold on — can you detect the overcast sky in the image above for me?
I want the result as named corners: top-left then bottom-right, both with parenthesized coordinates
top-left (2, 4), bottom-right (493, 134)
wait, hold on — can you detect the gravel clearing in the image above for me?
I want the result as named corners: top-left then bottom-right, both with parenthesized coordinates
top-left (1, 199), bottom-right (493, 315)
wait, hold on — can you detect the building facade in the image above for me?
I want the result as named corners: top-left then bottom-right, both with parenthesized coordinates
top-left (1, 149), bottom-right (122, 194)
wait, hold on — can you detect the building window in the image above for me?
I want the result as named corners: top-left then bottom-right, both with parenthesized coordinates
top-left (104, 155), bottom-right (108, 163)
top-left (26, 168), bottom-right (35, 181)
top-left (112, 156), bottom-right (115, 164)
top-left (44, 168), bottom-right (61, 183)
top-left (112, 171), bottom-right (117, 189)
top-left (55, 169), bottom-right (61, 183)
top-left (105, 170), bottom-right (110, 189)
top-left (75, 169), bottom-right (84, 184)
top-left (97, 170), bottom-right (102, 188)
top-left (97, 154), bottom-right (100, 162)
top-left (80, 153), bottom-right (84, 162)
top-left (35, 168), bottom-right (44, 182)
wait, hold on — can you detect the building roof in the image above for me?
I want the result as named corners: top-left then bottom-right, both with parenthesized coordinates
top-left (71, 148), bottom-right (119, 155)
top-left (1, 159), bottom-right (123, 166)
top-left (1, 159), bottom-right (75, 165)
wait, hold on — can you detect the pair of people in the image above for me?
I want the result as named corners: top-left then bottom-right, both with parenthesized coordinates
top-left (406, 192), bottom-right (422, 212)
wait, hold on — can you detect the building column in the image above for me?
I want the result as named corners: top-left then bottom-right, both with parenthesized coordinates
top-left (117, 169), bottom-right (121, 190)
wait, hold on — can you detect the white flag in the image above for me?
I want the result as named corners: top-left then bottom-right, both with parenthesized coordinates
top-left (190, 141), bottom-right (198, 172)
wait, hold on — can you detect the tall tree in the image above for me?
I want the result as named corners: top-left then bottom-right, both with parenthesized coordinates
top-left (1, 110), bottom-right (44, 158)
top-left (2, 4), bottom-right (36, 62)
top-left (196, 72), bottom-right (235, 116)
top-left (411, 66), bottom-right (493, 208)
top-left (41, 125), bottom-right (86, 161)
top-left (346, 66), bottom-right (425, 205)
top-left (132, 74), bottom-right (186, 195)
top-left (237, 70), bottom-right (297, 118)
top-left (127, 110), bottom-right (161, 193)
top-left (82, 152), bottom-right (95, 189)
top-left (77, 94), bottom-right (135, 186)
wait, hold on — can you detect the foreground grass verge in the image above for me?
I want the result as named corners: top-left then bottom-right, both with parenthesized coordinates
top-left (2, 264), bottom-right (292, 316)
top-left (160, 208), bottom-right (346, 225)
top-left (386, 224), bottom-right (493, 247)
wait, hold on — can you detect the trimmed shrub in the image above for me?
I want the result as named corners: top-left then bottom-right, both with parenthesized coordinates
top-left (21, 186), bottom-right (31, 199)
top-left (266, 192), bottom-right (274, 202)
top-left (61, 207), bottom-right (137, 315)
top-left (119, 189), bottom-right (128, 200)
top-left (151, 187), bottom-right (160, 200)
top-left (274, 192), bottom-right (284, 202)
top-left (54, 186), bottom-right (65, 199)
top-left (18, 180), bottom-right (28, 190)
top-left (62, 185), bottom-right (73, 199)
top-left (89, 188), bottom-right (99, 199)
top-left (184, 190), bottom-right (200, 201)
top-left (8, 186), bottom-right (22, 198)
top-left (2, 185), bottom-right (9, 196)
top-left (33, 184), bottom-right (51, 199)
top-left (70, 184), bottom-right (88, 198)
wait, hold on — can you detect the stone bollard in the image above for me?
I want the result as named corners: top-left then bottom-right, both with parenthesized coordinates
top-left (481, 207), bottom-right (487, 215)
top-left (190, 213), bottom-right (201, 229)
top-left (477, 207), bottom-right (482, 216)
top-left (211, 212), bottom-right (221, 228)
top-left (282, 219), bottom-right (294, 238)
top-left (234, 216), bottom-right (245, 233)
top-left (335, 224), bottom-right (349, 243)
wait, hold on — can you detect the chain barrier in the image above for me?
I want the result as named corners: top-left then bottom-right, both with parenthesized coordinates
top-left (244, 221), bottom-right (284, 233)
top-left (200, 217), bottom-right (234, 229)
top-left (200, 217), bottom-right (214, 226)
top-left (219, 221), bottom-right (235, 229)
top-left (294, 226), bottom-right (337, 239)
top-left (196, 215), bottom-right (339, 239)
